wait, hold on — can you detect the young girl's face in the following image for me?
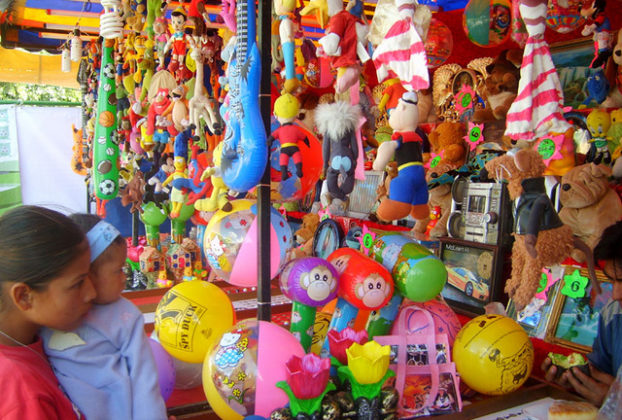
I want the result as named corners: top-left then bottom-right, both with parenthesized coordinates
top-left (91, 242), bottom-right (128, 305)
top-left (30, 244), bottom-right (95, 331)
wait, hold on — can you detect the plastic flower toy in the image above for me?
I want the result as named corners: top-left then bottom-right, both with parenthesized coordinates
top-left (338, 340), bottom-right (395, 401)
top-left (276, 353), bottom-right (335, 417)
top-left (327, 327), bottom-right (368, 366)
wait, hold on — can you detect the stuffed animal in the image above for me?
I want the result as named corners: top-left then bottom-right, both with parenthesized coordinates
top-left (315, 101), bottom-right (361, 214)
top-left (585, 109), bottom-right (612, 165)
top-left (581, 68), bottom-right (610, 108)
top-left (427, 121), bottom-right (468, 168)
top-left (412, 162), bottom-right (454, 238)
top-left (559, 163), bottom-right (622, 262)
top-left (290, 213), bottom-right (320, 258)
top-left (484, 148), bottom-right (597, 310)
top-left (372, 91), bottom-right (428, 223)
top-left (602, 29), bottom-right (622, 108)
top-left (472, 49), bottom-right (522, 122)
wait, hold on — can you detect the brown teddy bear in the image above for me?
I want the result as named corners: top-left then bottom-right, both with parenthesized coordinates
top-left (291, 213), bottom-right (320, 258)
top-left (472, 49), bottom-right (522, 122)
top-left (427, 122), bottom-right (468, 168)
top-left (484, 149), bottom-right (597, 310)
top-left (412, 162), bottom-right (454, 238)
top-left (559, 163), bottom-right (622, 262)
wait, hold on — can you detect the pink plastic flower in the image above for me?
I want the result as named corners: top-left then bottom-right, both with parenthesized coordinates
top-left (327, 327), bottom-right (368, 365)
top-left (285, 353), bottom-right (331, 400)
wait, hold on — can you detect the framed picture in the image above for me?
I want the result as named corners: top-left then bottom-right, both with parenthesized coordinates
top-left (439, 237), bottom-right (509, 316)
top-left (452, 69), bottom-right (477, 96)
top-left (545, 267), bottom-right (612, 352)
top-left (550, 37), bottom-right (595, 109)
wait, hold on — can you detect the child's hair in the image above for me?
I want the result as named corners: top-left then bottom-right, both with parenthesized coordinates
top-left (0, 206), bottom-right (87, 296)
top-left (594, 220), bottom-right (622, 272)
top-left (69, 214), bottom-right (125, 265)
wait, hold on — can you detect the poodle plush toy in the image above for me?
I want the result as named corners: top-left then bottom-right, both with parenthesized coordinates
top-left (373, 91), bottom-right (429, 223)
top-left (484, 148), bottom-right (598, 310)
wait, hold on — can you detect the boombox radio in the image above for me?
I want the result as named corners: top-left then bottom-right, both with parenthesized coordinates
top-left (447, 178), bottom-right (512, 246)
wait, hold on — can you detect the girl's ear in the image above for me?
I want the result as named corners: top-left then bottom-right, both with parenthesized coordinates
top-left (9, 283), bottom-right (33, 311)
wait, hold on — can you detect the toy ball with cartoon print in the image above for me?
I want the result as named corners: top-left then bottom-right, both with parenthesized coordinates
top-left (279, 257), bottom-right (339, 351)
top-left (154, 281), bottom-right (235, 363)
top-left (268, 94), bottom-right (323, 202)
top-left (202, 319), bottom-right (305, 419)
top-left (463, 0), bottom-right (512, 48)
top-left (425, 18), bottom-right (453, 68)
top-left (202, 199), bottom-right (293, 287)
top-left (453, 315), bottom-right (534, 395)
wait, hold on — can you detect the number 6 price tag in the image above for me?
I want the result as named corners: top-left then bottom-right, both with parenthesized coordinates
top-left (561, 269), bottom-right (589, 299)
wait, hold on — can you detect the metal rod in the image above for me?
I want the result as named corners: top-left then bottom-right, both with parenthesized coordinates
top-left (256, 0), bottom-right (272, 322)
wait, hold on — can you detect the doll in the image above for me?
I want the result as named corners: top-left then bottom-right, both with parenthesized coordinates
top-left (274, 0), bottom-right (300, 93)
top-left (146, 87), bottom-right (178, 154)
top-left (372, 91), bottom-right (428, 223)
top-left (315, 101), bottom-right (361, 214)
top-left (581, 0), bottom-right (612, 69)
top-left (153, 16), bottom-right (170, 70)
top-left (188, 0), bottom-right (210, 37)
top-left (270, 94), bottom-right (310, 180)
top-left (163, 7), bottom-right (195, 81)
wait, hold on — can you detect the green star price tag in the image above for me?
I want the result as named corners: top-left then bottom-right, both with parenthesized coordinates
top-left (430, 155), bottom-right (441, 168)
top-left (461, 93), bottom-right (472, 108)
top-left (469, 127), bottom-right (481, 143)
top-left (561, 269), bottom-right (589, 299)
top-left (536, 272), bottom-right (548, 294)
top-left (362, 233), bottom-right (374, 249)
top-left (538, 138), bottom-right (555, 160)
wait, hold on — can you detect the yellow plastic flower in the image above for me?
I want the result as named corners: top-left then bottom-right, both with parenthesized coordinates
top-left (346, 341), bottom-right (391, 385)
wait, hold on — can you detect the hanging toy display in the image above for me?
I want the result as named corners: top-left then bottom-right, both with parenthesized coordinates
top-left (93, 1), bottom-right (123, 203)
top-left (269, 94), bottom-right (322, 202)
top-left (463, 0), bottom-right (512, 48)
top-left (219, 0), bottom-right (268, 194)
top-left (425, 18), bottom-right (453, 68)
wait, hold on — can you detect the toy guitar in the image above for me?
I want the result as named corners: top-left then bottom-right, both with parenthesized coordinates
top-left (219, 0), bottom-right (267, 193)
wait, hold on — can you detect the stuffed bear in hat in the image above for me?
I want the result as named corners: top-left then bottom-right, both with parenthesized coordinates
top-left (373, 91), bottom-right (429, 223)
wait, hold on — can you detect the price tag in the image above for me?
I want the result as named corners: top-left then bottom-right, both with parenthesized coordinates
top-left (561, 269), bottom-right (589, 299)
top-left (358, 225), bottom-right (376, 256)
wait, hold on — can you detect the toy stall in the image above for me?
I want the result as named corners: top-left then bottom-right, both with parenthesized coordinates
top-left (2, 0), bottom-right (622, 418)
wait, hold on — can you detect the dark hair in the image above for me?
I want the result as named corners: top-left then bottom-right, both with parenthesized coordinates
top-left (69, 214), bottom-right (125, 265)
top-left (594, 221), bottom-right (622, 265)
top-left (0, 205), bottom-right (87, 291)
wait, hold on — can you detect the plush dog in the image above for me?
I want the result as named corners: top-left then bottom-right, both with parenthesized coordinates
top-left (602, 29), bottom-right (622, 108)
top-left (291, 213), bottom-right (320, 258)
top-left (484, 148), bottom-right (597, 310)
top-left (559, 163), bottom-right (622, 262)
top-left (412, 162), bottom-right (454, 238)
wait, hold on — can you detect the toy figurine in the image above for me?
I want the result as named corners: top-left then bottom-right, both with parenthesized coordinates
top-left (270, 94), bottom-right (310, 181)
top-left (188, 0), bottom-right (211, 37)
top-left (274, 0), bottom-right (300, 93)
top-left (372, 91), bottom-right (428, 223)
top-left (163, 7), bottom-right (195, 81)
top-left (581, 0), bottom-right (612, 69)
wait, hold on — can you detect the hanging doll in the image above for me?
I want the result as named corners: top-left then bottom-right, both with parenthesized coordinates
top-left (146, 87), bottom-right (178, 154)
top-left (163, 7), bottom-right (195, 81)
top-left (372, 91), bottom-right (428, 223)
top-left (161, 127), bottom-right (193, 218)
top-left (152, 16), bottom-right (170, 70)
top-left (581, 0), bottom-right (612, 69)
top-left (315, 101), bottom-right (361, 214)
top-left (270, 94), bottom-right (310, 181)
top-left (371, 0), bottom-right (429, 92)
top-left (188, 0), bottom-right (211, 37)
top-left (274, 0), bottom-right (300, 93)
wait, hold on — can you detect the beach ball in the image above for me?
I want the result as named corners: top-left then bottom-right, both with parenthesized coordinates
top-left (546, 0), bottom-right (584, 34)
top-left (463, 0), bottom-right (512, 48)
top-left (269, 123), bottom-right (322, 202)
top-left (203, 319), bottom-right (305, 418)
top-left (203, 199), bottom-right (293, 286)
top-left (453, 315), bottom-right (534, 395)
top-left (393, 299), bottom-right (462, 347)
top-left (425, 18), bottom-right (453, 68)
top-left (154, 281), bottom-right (235, 363)
top-left (148, 338), bottom-right (176, 401)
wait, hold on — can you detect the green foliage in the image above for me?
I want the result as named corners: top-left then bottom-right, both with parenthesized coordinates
top-left (0, 82), bottom-right (81, 103)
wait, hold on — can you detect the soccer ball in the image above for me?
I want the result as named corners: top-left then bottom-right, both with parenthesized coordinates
top-left (98, 179), bottom-right (116, 196)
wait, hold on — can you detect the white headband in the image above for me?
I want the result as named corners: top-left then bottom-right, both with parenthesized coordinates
top-left (86, 220), bottom-right (121, 262)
